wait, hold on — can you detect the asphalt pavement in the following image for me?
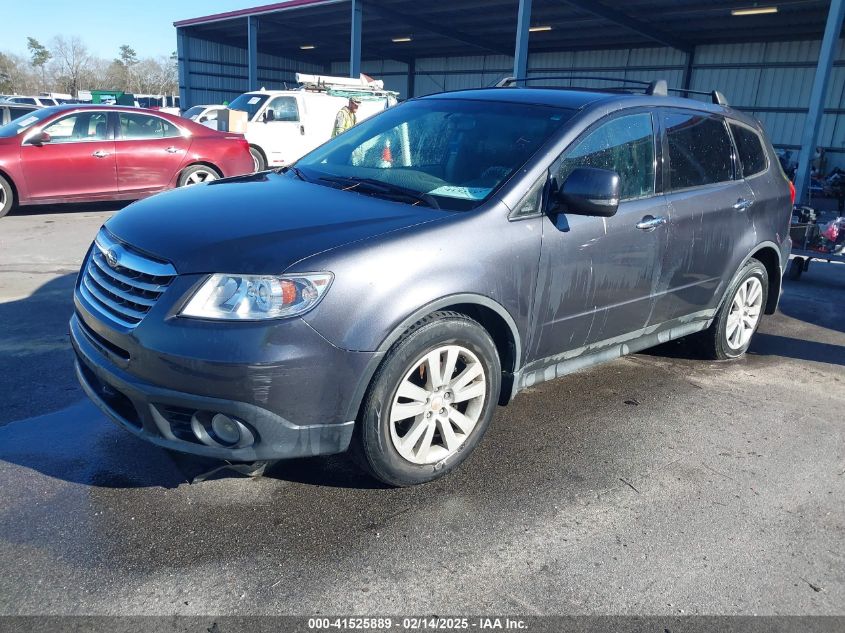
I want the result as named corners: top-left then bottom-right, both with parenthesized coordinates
top-left (0, 204), bottom-right (843, 616)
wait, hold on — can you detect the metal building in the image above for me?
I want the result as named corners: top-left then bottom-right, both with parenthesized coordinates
top-left (175, 0), bottom-right (845, 201)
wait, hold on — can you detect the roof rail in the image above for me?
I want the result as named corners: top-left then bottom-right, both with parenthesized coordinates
top-left (496, 75), bottom-right (667, 96)
top-left (666, 87), bottom-right (729, 106)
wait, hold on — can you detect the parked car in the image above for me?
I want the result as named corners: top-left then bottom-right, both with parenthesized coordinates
top-left (182, 104), bottom-right (227, 129)
top-left (0, 103), bottom-right (39, 126)
top-left (2, 95), bottom-right (59, 107)
top-left (70, 82), bottom-right (792, 486)
top-left (227, 73), bottom-right (397, 171)
top-left (0, 105), bottom-right (254, 218)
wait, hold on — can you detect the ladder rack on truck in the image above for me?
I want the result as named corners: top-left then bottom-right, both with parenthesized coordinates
top-left (295, 73), bottom-right (399, 101)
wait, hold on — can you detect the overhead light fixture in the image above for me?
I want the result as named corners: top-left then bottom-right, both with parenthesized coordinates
top-left (731, 6), bottom-right (778, 16)
top-left (529, 25), bottom-right (553, 32)
top-left (392, 36), bottom-right (412, 43)
top-left (299, 44), bottom-right (316, 50)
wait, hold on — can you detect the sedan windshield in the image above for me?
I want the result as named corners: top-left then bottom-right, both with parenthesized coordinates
top-left (295, 98), bottom-right (573, 211)
top-left (228, 93), bottom-right (269, 120)
top-left (0, 106), bottom-right (60, 138)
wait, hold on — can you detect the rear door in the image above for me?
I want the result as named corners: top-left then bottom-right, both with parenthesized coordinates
top-left (650, 109), bottom-right (754, 324)
top-left (115, 112), bottom-right (190, 193)
top-left (528, 110), bottom-right (670, 362)
top-left (20, 110), bottom-right (116, 200)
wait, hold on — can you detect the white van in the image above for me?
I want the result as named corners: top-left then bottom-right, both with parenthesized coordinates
top-left (226, 74), bottom-right (398, 171)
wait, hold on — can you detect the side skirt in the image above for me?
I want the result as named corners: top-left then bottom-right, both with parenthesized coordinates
top-left (510, 312), bottom-right (714, 399)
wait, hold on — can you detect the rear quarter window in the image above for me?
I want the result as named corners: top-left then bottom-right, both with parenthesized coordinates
top-left (730, 123), bottom-right (767, 177)
top-left (664, 111), bottom-right (734, 190)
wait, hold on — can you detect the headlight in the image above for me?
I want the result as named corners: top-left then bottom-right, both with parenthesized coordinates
top-left (180, 272), bottom-right (333, 320)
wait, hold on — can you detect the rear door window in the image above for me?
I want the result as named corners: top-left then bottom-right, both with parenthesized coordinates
top-left (730, 123), bottom-right (767, 177)
top-left (559, 112), bottom-right (655, 200)
top-left (119, 113), bottom-right (181, 139)
top-left (664, 111), bottom-right (734, 190)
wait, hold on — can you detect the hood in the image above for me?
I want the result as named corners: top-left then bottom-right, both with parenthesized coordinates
top-left (105, 172), bottom-right (450, 274)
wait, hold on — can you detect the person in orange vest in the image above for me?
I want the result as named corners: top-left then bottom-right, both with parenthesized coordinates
top-left (332, 98), bottom-right (360, 137)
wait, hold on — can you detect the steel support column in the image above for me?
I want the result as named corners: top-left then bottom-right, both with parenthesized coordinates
top-left (795, 0), bottom-right (845, 203)
top-left (408, 58), bottom-right (416, 98)
top-left (350, 0), bottom-right (362, 78)
top-left (683, 46), bottom-right (695, 90)
top-left (176, 28), bottom-right (191, 110)
top-left (514, 0), bottom-right (533, 80)
top-left (247, 16), bottom-right (259, 91)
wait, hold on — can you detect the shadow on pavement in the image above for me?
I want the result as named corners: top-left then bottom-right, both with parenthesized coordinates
top-left (9, 200), bottom-right (132, 217)
top-left (749, 332), bottom-right (845, 366)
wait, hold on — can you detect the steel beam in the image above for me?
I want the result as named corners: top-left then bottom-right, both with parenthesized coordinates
top-left (794, 0), bottom-right (845, 203)
top-left (247, 16), bottom-right (259, 91)
top-left (682, 46), bottom-right (695, 90)
top-left (560, 0), bottom-right (692, 52)
top-left (407, 57), bottom-right (416, 99)
top-left (176, 28), bottom-right (191, 109)
top-left (514, 0), bottom-right (533, 80)
top-left (350, 0), bottom-right (362, 78)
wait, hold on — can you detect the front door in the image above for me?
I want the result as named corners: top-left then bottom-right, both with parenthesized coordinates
top-left (251, 95), bottom-right (306, 166)
top-left (21, 110), bottom-right (116, 200)
top-left (528, 111), bottom-right (669, 363)
top-left (115, 112), bottom-right (191, 193)
top-left (651, 109), bottom-right (754, 324)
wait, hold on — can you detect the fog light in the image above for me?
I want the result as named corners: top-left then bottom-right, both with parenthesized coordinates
top-left (211, 413), bottom-right (241, 446)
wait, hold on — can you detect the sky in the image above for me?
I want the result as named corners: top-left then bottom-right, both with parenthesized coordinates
top-left (2, 0), bottom-right (265, 60)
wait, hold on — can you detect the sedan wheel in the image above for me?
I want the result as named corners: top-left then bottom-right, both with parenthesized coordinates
top-left (389, 344), bottom-right (487, 465)
top-left (184, 169), bottom-right (218, 186)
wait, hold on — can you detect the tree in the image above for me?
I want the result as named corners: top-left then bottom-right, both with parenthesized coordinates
top-left (50, 36), bottom-right (90, 97)
top-left (114, 44), bottom-right (138, 91)
top-left (27, 37), bottom-right (51, 90)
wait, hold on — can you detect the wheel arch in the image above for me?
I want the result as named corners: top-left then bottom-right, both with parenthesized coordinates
top-left (0, 167), bottom-right (20, 205)
top-left (748, 243), bottom-right (782, 315)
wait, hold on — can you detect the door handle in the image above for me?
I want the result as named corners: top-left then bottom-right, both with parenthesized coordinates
top-left (733, 197), bottom-right (753, 211)
top-left (636, 215), bottom-right (667, 231)
top-left (165, 146), bottom-right (181, 153)
top-left (299, 125), bottom-right (305, 136)
top-left (91, 150), bottom-right (110, 158)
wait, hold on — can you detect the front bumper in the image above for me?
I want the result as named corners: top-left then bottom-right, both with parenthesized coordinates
top-left (70, 302), bottom-right (378, 461)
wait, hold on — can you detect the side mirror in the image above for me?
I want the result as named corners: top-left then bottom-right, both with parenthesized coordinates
top-left (198, 116), bottom-right (208, 123)
top-left (554, 167), bottom-right (620, 217)
top-left (28, 131), bottom-right (51, 146)
top-left (263, 109), bottom-right (275, 123)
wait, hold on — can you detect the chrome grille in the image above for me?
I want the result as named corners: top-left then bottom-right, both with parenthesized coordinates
top-left (79, 231), bottom-right (176, 329)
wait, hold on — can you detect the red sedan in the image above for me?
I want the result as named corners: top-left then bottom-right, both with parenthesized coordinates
top-left (0, 105), bottom-right (254, 218)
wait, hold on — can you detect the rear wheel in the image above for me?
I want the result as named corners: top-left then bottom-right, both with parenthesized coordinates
top-left (0, 174), bottom-right (14, 219)
top-left (178, 165), bottom-right (221, 187)
top-left (354, 311), bottom-right (500, 487)
top-left (702, 259), bottom-right (768, 360)
top-left (249, 146), bottom-right (266, 172)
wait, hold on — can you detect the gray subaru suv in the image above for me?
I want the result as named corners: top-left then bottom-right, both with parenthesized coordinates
top-left (70, 78), bottom-right (793, 486)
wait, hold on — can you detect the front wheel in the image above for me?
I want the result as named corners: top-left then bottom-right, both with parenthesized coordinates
top-left (354, 311), bottom-right (501, 487)
top-left (249, 146), bottom-right (266, 172)
top-left (702, 259), bottom-right (768, 360)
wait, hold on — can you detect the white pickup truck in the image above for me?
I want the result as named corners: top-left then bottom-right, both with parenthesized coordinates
top-left (226, 74), bottom-right (399, 171)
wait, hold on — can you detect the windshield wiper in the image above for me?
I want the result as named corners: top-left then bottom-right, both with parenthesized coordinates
top-left (318, 176), bottom-right (440, 209)
top-left (279, 165), bottom-right (309, 181)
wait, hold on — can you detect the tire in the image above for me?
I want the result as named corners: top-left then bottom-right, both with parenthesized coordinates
top-left (178, 164), bottom-right (221, 187)
top-left (0, 174), bottom-right (14, 219)
top-left (354, 311), bottom-right (501, 487)
top-left (788, 257), bottom-right (803, 280)
top-left (249, 146), bottom-right (266, 172)
top-left (701, 259), bottom-right (768, 360)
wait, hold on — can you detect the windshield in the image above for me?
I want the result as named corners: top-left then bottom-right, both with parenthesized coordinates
top-left (183, 106), bottom-right (205, 120)
top-left (295, 98), bottom-right (573, 211)
top-left (228, 93), bottom-right (269, 120)
top-left (0, 106), bottom-right (60, 138)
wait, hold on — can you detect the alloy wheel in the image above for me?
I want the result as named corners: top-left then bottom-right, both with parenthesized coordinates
top-left (388, 344), bottom-right (487, 465)
top-left (185, 169), bottom-right (218, 186)
top-left (725, 276), bottom-right (763, 349)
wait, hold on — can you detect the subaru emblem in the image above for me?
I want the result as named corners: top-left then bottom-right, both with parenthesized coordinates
top-left (105, 248), bottom-right (119, 269)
